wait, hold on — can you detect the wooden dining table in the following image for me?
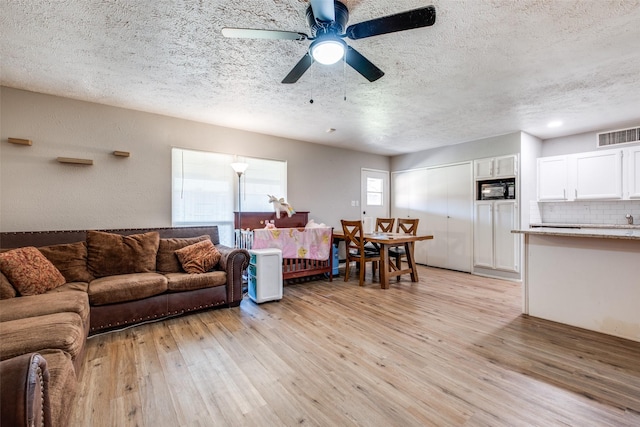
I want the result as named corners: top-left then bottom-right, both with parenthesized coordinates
top-left (333, 231), bottom-right (434, 289)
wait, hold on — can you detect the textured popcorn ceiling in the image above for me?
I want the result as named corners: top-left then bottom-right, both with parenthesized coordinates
top-left (1, 0), bottom-right (639, 155)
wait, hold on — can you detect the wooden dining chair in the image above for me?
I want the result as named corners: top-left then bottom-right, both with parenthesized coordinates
top-left (376, 218), bottom-right (395, 232)
top-left (365, 217), bottom-right (396, 252)
top-left (389, 218), bottom-right (420, 280)
top-left (341, 220), bottom-right (381, 286)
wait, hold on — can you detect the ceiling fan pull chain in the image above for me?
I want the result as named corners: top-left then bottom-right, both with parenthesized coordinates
top-left (343, 55), bottom-right (347, 101)
top-left (309, 64), bottom-right (315, 104)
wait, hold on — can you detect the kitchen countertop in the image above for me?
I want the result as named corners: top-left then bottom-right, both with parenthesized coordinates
top-left (513, 226), bottom-right (640, 240)
top-left (529, 222), bottom-right (640, 229)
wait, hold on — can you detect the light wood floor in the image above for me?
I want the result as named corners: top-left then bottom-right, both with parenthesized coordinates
top-left (70, 266), bottom-right (640, 426)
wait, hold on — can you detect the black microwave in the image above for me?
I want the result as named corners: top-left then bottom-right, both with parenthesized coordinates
top-left (477, 178), bottom-right (516, 200)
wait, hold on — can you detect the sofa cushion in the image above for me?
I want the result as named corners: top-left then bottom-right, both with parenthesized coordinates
top-left (174, 239), bottom-right (221, 274)
top-left (39, 349), bottom-right (77, 427)
top-left (38, 241), bottom-right (94, 283)
top-left (0, 271), bottom-right (17, 299)
top-left (86, 231), bottom-right (160, 277)
top-left (164, 271), bottom-right (227, 292)
top-left (0, 290), bottom-right (89, 327)
top-left (0, 247), bottom-right (66, 296)
top-left (47, 281), bottom-right (89, 294)
top-left (156, 235), bottom-right (210, 273)
top-left (0, 312), bottom-right (85, 362)
top-left (88, 273), bottom-right (168, 306)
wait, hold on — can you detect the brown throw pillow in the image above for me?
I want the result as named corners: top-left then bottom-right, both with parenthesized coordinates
top-left (0, 247), bottom-right (67, 295)
top-left (38, 241), bottom-right (94, 283)
top-left (0, 271), bottom-right (17, 299)
top-left (174, 239), bottom-right (221, 274)
top-left (156, 235), bottom-right (211, 273)
top-left (86, 231), bottom-right (160, 278)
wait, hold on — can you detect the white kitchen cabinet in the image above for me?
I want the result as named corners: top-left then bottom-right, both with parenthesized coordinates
top-left (574, 149), bottom-right (623, 200)
top-left (626, 146), bottom-right (640, 199)
top-left (493, 201), bottom-right (519, 272)
top-left (424, 163), bottom-right (473, 272)
top-left (473, 201), bottom-right (494, 268)
top-left (537, 148), bottom-right (624, 201)
top-left (474, 155), bottom-right (517, 179)
top-left (473, 201), bottom-right (519, 273)
top-left (537, 155), bottom-right (569, 201)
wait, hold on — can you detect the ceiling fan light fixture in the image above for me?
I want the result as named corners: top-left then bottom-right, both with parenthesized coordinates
top-left (310, 37), bottom-right (346, 65)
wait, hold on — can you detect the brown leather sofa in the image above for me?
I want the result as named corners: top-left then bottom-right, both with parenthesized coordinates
top-left (0, 226), bottom-right (249, 426)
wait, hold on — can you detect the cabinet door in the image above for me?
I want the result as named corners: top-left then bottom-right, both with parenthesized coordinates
top-left (474, 158), bottom-right (494, 179)
top-left (575, 150), bottom-right (622, 200)
top-left (473, 202), bottom-right (494, 268)
top-left (627, 146), bottom-right (640, 199)
top-left (495, 155), bottom-right (516, 177)
top-left (494, 201), bottom-right (519, 272)
top-left (537, 156), bottom-right (568, 200)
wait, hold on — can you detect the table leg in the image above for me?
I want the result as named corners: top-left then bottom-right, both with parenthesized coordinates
top-left (406, 242), bottom-right (419, 282)
top-left (379, 244), bottom-right (390, 289)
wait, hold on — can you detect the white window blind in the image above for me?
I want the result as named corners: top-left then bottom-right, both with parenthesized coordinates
top-left (171, 148), bottom-right (287, 246)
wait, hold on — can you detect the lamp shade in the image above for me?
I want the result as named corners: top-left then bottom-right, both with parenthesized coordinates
top-left (310, 37), bottom-right (346, 65)
top-left (231, 162), bottom-right (248, 174)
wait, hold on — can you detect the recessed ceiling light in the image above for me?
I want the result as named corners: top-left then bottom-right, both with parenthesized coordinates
top-left (547, 120), bottom-right (563, 128)
top-left (326, 128), bottom-right (336, 133)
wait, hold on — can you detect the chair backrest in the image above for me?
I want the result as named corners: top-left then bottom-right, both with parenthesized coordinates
top-left (375, 218), bottom-right (395, 233)
top-left (341, 220), bottom-right (366, 252)
top-left (397, 218), bottom-right (419, 235)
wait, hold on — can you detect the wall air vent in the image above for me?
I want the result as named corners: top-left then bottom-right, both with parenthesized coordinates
top-left (597, 126), bottom-right (640, 148)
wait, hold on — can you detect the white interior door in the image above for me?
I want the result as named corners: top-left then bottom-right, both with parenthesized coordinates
top-left (361, 169), bottom-right (390, 224)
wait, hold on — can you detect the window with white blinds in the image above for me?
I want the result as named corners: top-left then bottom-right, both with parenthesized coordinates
top-left (171, 148), bottom-right (287, 246)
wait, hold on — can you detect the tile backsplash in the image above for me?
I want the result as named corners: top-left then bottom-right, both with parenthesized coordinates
top-left (530, 200), bottom-right (640, 225)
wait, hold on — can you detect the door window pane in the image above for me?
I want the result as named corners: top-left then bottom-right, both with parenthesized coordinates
top-left (367, 177), bottom-right (383, 206)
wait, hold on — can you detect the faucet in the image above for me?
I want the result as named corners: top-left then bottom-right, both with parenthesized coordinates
top-left (626, 214), bottom-right (634, 225)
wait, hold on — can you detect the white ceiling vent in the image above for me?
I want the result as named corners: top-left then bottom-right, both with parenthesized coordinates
top-left (597, 126), bottom-right (640, 148)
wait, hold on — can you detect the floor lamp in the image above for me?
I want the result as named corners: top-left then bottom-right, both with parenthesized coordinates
top-left (231, 161), bottom-right (248, 248)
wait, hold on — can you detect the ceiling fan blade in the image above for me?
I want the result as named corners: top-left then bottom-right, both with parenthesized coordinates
top-left (222, 28), bottom-right (307, 41)
top-left (345, 46), bottom-right (384, 82)
top-left (310, 0), bottom-right (335, 23)
top-left (282, 53), bottom-right (314, 84)
top-left (345, 5), bottom-right (436, 40)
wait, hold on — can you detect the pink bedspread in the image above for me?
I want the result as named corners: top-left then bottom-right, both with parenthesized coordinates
top-left (252, 227), bottom-right (332, 260)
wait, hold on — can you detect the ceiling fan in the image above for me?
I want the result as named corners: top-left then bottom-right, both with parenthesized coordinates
top-left (221, 0), bottom-right (436, 84)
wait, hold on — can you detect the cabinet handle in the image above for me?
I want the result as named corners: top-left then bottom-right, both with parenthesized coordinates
top-left (563, 189), bottom-right (566, 200)
top-left (575, 189), bottom-right (578, 198)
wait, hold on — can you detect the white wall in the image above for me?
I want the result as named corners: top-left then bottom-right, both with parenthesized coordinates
top-left (0, 87), bottom-right (389, 232)
top-left (390, 132), bottom-right (522, 171)
top-left (541, 121), bottom-right (639, 156)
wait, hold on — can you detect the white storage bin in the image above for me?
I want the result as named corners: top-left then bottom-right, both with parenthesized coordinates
top-left (247, 248), bottom-right (283, 303)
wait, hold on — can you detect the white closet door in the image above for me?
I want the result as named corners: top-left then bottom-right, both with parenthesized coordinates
top-left (445, 163), bottom-right (473, 272)
top-left (425, 163), bottom-right (472, 272)
top-left (425, 167), bottom-right (448, 268)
